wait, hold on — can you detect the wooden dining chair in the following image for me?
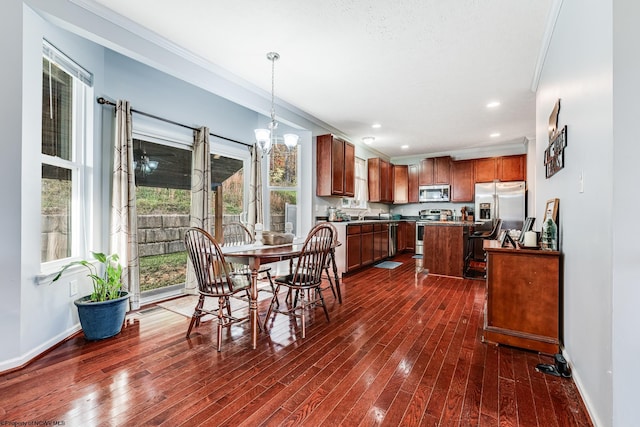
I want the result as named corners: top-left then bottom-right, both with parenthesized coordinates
top-left (319, 221), bottom-right (342, 304)
top-left (184, 227), bottom-right (251, 351)
top-left (263, 223), bottom-right (334, 338)
top-left (222, 222), bottom-right (276, 296)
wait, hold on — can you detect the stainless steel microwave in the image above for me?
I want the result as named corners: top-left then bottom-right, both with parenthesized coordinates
top-left (418, 184), bottom-right (450, 202)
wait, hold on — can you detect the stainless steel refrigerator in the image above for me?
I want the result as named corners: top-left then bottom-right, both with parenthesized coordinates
top-left (474, 181), bottom-right (526, 230)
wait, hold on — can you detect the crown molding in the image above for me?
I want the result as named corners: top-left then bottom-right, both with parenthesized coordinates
top-left (67, 0), bottom-right (341, 135)
top-left (531, 0), bottom-right (564, 92)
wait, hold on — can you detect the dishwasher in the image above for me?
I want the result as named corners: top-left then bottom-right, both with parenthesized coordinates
top-left (388, 222), bottom-right (399, 257)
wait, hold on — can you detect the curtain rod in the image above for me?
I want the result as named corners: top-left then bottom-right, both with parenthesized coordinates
top-left (96, 97), bottom-right (253, 148)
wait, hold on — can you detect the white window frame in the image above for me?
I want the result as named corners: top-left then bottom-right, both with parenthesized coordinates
top-left (40, 41), bottom-right (93, 271)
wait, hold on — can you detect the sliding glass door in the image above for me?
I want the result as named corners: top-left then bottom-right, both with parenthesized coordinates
top-left (134, 139), bottom-right (191, 295)
top-left (134, 137), bottom-right (248, 297)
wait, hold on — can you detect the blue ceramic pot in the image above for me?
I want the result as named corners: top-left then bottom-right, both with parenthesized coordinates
top-left (74, 291), bottom-right (129, 340)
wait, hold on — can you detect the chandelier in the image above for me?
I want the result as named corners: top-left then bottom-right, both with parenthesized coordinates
top-left (254, 52), bottom-right (298, 155)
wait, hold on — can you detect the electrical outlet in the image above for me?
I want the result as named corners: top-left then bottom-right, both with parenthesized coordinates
top-left (69, 280), bottom-right (78, 297)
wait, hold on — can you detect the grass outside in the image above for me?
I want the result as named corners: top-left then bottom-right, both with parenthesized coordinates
top-left (139, 251), bottom-right (187, 292)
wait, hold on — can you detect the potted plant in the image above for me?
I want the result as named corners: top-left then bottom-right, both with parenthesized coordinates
top-left (53, 252), bottom-right (130, 340)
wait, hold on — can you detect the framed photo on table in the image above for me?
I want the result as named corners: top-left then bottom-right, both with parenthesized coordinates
top-left (544, 198), bottom-right (559, 223)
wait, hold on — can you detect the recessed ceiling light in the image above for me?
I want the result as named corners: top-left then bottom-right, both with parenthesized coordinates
top-left (362, 136), bottom-right (375, 145)
top-left (486, 101), bottom-right (501, 108)
top-left (490, 132), bottom-right (501, 138)
top-left (401, 145), bottom-right (409, 150)
top-left (371, 123), bottom-right (382, 129)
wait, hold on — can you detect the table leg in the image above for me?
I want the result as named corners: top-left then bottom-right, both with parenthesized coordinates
top-left (330, 248), bottom-right (342, 304)
top-left (250, 259), bottom-right (259, 349)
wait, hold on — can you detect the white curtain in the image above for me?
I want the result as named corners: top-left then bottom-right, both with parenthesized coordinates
top-left (110, 100), bottom-right (140, 309)
top-left (246, 144), bottom-right (263, 234)
top-left (185, 127), bottom-right (211, 293)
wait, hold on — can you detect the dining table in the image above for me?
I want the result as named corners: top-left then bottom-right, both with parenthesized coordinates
top-left (221, 241), bottom-right (341, 349)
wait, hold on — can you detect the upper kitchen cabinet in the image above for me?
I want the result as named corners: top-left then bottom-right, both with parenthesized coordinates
top-left (368, 158), bottom-right (393, 203)
top-left (408, 164), bottom-right (419, 203)
top-left (393, 164), bottom-right (408, 204)
top-left (316, 134), bottom-right (355, 197)
top-left (450, 160), bottom-right (475, 202)
top-left (474, 157), bottom-right (496, 182)
top-left (498, 155), bottom-right (527, 182)
top-left (475, 155), bottom-right (526, 182)
top-left (419, 156), bottom-right (451, 185)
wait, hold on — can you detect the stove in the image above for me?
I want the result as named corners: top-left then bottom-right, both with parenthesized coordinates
top-left (419, 209), bottom-right (452, 221)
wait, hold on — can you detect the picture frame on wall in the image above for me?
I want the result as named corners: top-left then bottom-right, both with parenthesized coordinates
top-left (544, 198), bottom-right (559, 223)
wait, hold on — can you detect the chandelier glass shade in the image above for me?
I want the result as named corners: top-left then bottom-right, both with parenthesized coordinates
top-left (133, 149), bottom-right (159, 176)
top-left (254, 52), bottom-right (298, 155)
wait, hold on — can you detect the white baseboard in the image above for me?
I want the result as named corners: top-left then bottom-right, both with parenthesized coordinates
top-left (0, 324), bottom-right (81, 373)
top-left (563, 349), bottom-right (604, 427)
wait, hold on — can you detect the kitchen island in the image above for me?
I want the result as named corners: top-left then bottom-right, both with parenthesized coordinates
top-left (420, 221), bottom-right (474, 278)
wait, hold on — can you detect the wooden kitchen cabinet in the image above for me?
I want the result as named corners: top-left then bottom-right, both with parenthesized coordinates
top-left (475, 155), bottom-right (526, 182)
top-left (346, 224), bottom-right (375, 272)
top-left (398, 222), bottom-right (407, 252)
top-left (368, 158), bottom-right (393, 203)
top-left (483, 241), bottom-right (560, 354)
top-left (498, 154), bottom-right (526, 182)
top-left (316, 134), bottom-right (355, 197)
top-left (393, 165), bottom-right (408, 204)
top-left (346, 226), bottom-right (361, 271)
top-left (419, 156), bottom-right (451, 185)
top-left (450, 159), bottom-right (475, 202)
top-left (474, 157), bottom-right (496, 183)
top-left (398, 221), bottom-right (416, 252)
top-left (361, 225), bottom-right (375, 266)
top-left (373, 223), bottom-right (389, 262)
top-left (408, 164), bottom-right (419, 203)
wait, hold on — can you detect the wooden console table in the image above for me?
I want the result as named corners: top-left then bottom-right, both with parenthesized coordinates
top-left (482, 240), bottom-right (561, 354)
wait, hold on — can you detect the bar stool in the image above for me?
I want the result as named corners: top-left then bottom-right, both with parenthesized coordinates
top-left (463, 219), bottom-right (502, 279)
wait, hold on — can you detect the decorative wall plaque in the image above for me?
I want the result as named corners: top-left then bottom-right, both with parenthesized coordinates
top-left (544, 99), bottom-right (567, 178)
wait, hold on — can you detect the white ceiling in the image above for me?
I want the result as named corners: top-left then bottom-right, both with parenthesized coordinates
top-left (91, 0), bottom-right (552, 158)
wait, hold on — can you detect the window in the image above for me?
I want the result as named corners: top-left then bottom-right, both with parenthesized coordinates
top-left (353, 157), bottom-right (368, 209)
top-left (267, 144), bottom-right (298, 234)
top-left (210, 153), bottom-right (244, 235)
top-left (41, 41), bottom-right (92, 264)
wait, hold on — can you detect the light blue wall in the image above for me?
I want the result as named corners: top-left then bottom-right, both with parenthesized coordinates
top-left (103, 50), bottom-right (260, 145)
top-left (0, 2), bottom-right (109, 369)
top-left (0, 0), bottom-right (24, 368)
top-left (611, 1), bottom-right (640, 425)
top-left (535, 0), bottom-right (617, 425)
top-left (0, 0), bottom-right (319, 370)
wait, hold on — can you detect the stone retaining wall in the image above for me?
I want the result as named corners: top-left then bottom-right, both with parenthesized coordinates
top-left (137, 214), bottom-right (191, 257)
top-left (42, 213), bottom-right (285, 259)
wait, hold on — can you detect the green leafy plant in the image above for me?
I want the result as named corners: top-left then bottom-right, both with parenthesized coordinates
top-left (53, 252), bottom-right (124, 302)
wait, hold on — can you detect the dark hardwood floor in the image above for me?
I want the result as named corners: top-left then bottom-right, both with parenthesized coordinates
top-left (0, 253), bottom-right (592, 426)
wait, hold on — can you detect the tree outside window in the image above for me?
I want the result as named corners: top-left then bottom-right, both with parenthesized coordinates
top-left (268, 144), bottom-right (298, 234)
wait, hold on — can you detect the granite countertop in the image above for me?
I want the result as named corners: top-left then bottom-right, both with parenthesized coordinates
top-left (316, 216), bottom-right (475, 225)
top-left (419, 220), bottom-right (476, 226)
